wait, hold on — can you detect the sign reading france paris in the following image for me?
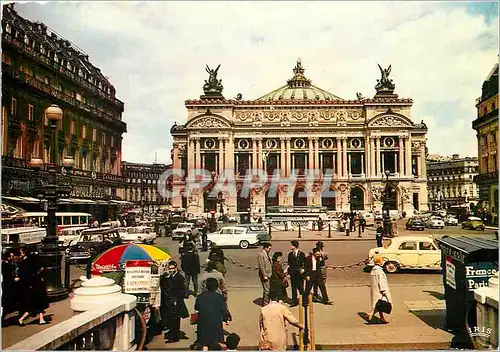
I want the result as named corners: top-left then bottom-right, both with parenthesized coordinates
top-left (124, 260), bottom-right (152, 295)
top-left (465, 262), bottom-right (498, 290)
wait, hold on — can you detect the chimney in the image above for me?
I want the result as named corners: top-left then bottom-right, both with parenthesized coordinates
top-left (452, 154), bottom-right (459, 160)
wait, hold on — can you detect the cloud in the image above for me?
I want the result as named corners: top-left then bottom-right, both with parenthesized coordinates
top-left (15, 2), bottom-right (498, 163)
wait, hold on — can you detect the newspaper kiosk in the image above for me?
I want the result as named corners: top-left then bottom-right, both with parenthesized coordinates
top-left (436, 236), bottom-right (498, 347)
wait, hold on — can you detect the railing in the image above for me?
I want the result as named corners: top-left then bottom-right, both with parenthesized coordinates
top-left (2, 64), bottom-right (125, 128)
top-left (6, 295), bottom-right (137, 351)
top-left (2, 33), bottom-right (124, 111)
top-left (474, 171), bottom-right (499, 183)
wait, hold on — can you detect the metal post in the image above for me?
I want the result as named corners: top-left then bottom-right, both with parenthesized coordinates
top-left (328, 221), bottom-right (331, 238)
top-left (303, 297), bottom-right (310, 349)
top-left (268, 222), bottom-right (272, 240)
top-left (299, 295), bottom-right (304, 352)
top-left (64, 255), bottom-right (71, 290)
top-left (298, 223), bottom-right (302, 238)
top-left (309, 293), bottom-right (315, 350)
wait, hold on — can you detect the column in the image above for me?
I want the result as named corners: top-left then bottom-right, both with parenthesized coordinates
top-left (398, 137), bottom-right (404, 176)
top-left (218, 138), bottom-right (225, 173)
top-left (381, 153), bottom-right (385, 174)
top-left (172, 144), bottom-right (180, 169)
top-left (188, 138), bottom-right (195, 170)
top-left (314, 138), bottom-right (320, 170)
top-left (361, 154), bottom-right (365, 175)
top-left (375, 137), bottom-right (381, 176)
top-left (420, 143), bottom-right (427, 179)
top-left (336, 138), bottom-right (342, 177)
top-left (225, 137), bottom-right (235, 170)
top-left (195, 138), bottom-right (201, 169)
top-left (348, 153), bottom-right (352, 176)
top-left (370, 137), bottom-right (375, 177)
top-left (308, 138), bottom-right (314, 170)
top-left (342, 138), bottom-right (348, 177)
top-left (252, 138), bottom-right (257, 169)
top-left (286, 138), bottom-right (291, 177)
top-left (393, 153), bottom-right (397, 174)
top-left (365, 137), bottom-right (371, 178)
top-left (257, 138), bottom-right (263, 169)
top-left (280, 137), bottom-right (286, 176)
top-left (405, 137), bottom-right (412, 176)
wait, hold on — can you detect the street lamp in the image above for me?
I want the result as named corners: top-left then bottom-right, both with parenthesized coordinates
top-left (30, 104), bottom-right (74, 302)
top-left (382, 169), bottom-right (392, 238)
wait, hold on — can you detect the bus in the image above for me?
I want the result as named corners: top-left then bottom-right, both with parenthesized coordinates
top-left (1, 227), bottom-right (47, 245)
top-left (12, 212), bottom-right (92, 228)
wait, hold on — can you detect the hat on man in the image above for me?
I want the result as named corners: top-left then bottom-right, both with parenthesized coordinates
top-left (316, 241), bottom-right (324, 248)
top-left (290, 240), bottom-right (299, 248)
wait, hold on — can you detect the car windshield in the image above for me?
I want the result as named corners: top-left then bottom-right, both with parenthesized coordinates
top-left (249, 226), bottom-right (265, 231)
top-left (178, 224), bottom-right (191, 228)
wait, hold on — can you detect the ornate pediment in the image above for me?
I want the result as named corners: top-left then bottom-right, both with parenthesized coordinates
top-left (187, 115), bottom-right (231, 129)
top-left (368, 114), bottom-right (412, 128)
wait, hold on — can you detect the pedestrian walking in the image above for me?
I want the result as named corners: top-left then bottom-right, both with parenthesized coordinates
top-left (257, 243), bottom-right (273, 306)
top-left (208, 244), bottom-right (227, 276)
top-left (194, 277), bottom-right (228, 347)
top-left (312, 241), bottom-right (329, 302)
top-left (367, 255), bottom-right (393, 324)
top-left (391, 219), bottom-right (398, 237)
top-left (359, 215), bottom-right (365, 233)
top-left (376, 222), bottom-right (384, 248)
top-left (287, 240), bottom-right (305, 307)
top-left (17, 248), bottom-right (49, 326)
top-left (303, 248), bottom-right (332, 305)
top-left (270, 252), bottom-right (290, 304)
top-left (201, 226), bottom-right (208, 252)
top-left (198, 261), bottom-right (228, 300)
top-left (2, 251), bottom-right (16, 324)
top-left (160, 260), bottom-right (189, 343)
top-left (350, 212), bottom-right (356, 232)
top-left (181, 243), bottom-right (201, 298)
top-left (259, 292), bottom-right (303, 350)
top-left (345, 217), bottom-right (351, 236)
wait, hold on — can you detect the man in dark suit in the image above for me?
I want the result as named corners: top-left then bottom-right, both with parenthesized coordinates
top-left (303, 248), bottom-right (333, 306)
top-left (287, 240), bottom-right (305, 307)
top-left (181, 243), bottom-right (201, 297)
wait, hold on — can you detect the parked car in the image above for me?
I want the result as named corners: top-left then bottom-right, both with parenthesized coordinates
top-left (119, 226), bottom-right (157, 244)
top-left (461, 216), bottom-right (485, 231)
top-left (366, 235), bottom-right (441, 273)
top-left (171, 223), bottom-right (199, 241)
top-left (444, 215), bottom-right (458, 226)
top-left (66, 228), bottom-right (122, 262)
top-left (232, 223), bottom-right (270, 242)
top-left (101, 220), bottom-right (121, 229)
top-left (426, 216), bottom-right (445, 229)
top-left (58, 226), bottom-right (89, 247)
top-left (405, 217), bottom-right (425, 231)
top-left (207, 226), bottom-right (260, 249)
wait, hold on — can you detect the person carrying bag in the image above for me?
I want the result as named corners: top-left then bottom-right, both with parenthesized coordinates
top-left (367, 255), bottom-right (392, 324)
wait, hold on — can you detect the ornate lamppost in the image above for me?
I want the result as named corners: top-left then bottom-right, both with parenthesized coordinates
top-left (382, 169), bottom-right (392, 237)
top-left (30, 104), bottom-right (75, 302)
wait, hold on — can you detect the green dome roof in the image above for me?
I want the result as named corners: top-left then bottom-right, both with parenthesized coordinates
top-left (257, 59), bottom-right (343, 101)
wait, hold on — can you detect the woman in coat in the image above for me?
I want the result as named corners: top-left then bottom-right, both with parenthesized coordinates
top-left (194, 277), bottom-right (227, 346)
top-left (1, 251), bottom-right (16, 323)
top-left (17, 248), bottom-right (49, 326)
top-left (367, 255), bottom-right (393, 324)
top-left (269, 252), bottom-right (289, 303)
top-left (160, 260), bottom-right (189, 343)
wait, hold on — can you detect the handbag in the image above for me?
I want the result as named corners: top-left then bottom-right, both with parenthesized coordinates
top-left (375, 294), bottom-right (392, 314)
top-left (190, 312), bottom-right (199, 325)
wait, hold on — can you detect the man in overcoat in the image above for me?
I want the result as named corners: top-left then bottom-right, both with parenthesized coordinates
top-left (257, 242), bottom-right (273, 306)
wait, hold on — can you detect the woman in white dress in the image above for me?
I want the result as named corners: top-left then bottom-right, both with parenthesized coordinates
top-left (367, 255), bottom-right (393, 323)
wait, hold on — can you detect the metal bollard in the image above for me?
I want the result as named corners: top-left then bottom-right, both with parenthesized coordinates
top-left (303, 295), bottom-right (310, 349)
top-left (298, 224), bottom-right (302, 238)
top-left (268, 222), bottom-right (272, 240)
top-left (299, 295), bottom-right (304, 352)
top-left (309, 293), bottom-right (315, 350)
top-left (328, 222), bottom-right (332, 238)
top-left (64, 256), bottom-right (71, 290)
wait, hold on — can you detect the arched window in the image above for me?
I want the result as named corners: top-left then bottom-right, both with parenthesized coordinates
top-left (349, 187), bottom-right (364, 211)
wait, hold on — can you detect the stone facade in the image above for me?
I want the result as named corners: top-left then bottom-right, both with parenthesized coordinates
top-left (472, 63), bottom-right (498, 224)
top-left (170, 60), bottom-right (429, 216)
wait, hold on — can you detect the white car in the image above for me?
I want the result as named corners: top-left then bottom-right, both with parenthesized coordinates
top-left (444, 215), bottom-right (458, 226)
top-left (172, 223), bottom-right (198, 241)
top-left (207, 226), bottom-right (260, 249)
top-left (366, 235), bottom-right (441, 273)
top-left (119, 226), bottom-right (157, 244)
top-left (58, 226), bottom-right (89, 247)
top-left (426, 216), bottom-right (445, 229)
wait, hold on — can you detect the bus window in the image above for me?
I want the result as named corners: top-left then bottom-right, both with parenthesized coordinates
top-left (80, 216), bottom-right (88, 225)
top-left (56, 217), bottom-right (63, 226)
top-left (63, 217), bottom-right (71, 225)
top-left (72, 216), bottom-right (79, 225)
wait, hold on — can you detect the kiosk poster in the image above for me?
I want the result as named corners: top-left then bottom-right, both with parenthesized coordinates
top-left (445, 257), bottom-right (456, 289)
top-left (465, 262), bottom-right (498, 291)
top-left (125, 260), bottom-right (152, 295)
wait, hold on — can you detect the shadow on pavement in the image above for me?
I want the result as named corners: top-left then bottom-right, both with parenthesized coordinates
top-left (410, 309), bottom-right (446, 330)
top-left (253, 297), bottom-right (264, 307)
top-left (422, 290), bottom-right (445, 300)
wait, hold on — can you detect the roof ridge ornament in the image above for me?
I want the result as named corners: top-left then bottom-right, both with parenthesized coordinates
top-left (287, 58), bottom-right (312, 88)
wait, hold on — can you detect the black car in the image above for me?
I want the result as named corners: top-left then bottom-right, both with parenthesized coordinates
top-left (66, 228), bottom-right (122, 262)
top-left (405, 217), bottom-right (425, 231)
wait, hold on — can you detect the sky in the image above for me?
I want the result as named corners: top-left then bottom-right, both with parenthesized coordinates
top-left (15, 1), bottom-right (499, 164)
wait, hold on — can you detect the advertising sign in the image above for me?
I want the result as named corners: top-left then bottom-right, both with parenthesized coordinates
top-left (465, 262), bottom-right (498, 291)
top-left (445, 257), bottom-right (456, 289)
top-left (124, 260), bottom-right (152, 294)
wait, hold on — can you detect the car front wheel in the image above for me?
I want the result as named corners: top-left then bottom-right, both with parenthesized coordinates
top-left (383, 261), bottom-right (399, 273)
top-left (207, 240), bottom-right (213, 249)
top-left (239, 240), bottom-right (249, 249)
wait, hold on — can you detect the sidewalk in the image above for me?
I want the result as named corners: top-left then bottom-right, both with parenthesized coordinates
top-left (146, 285), bottom-right (453, 350)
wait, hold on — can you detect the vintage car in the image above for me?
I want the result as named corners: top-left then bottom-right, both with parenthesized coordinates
top-left (444, 215), bottom-right (459, 226)
top-left (119, 226), bottom-right (157, 244)
top-left (207, 226), bottom-right (260, 249)
top-left (461, 216), bottom-right (485, 231)
top-left (66, 228), bottom-right (122, 262)
top-left (405, 217), bottom-right (426, 231)
top-left (171, 223), bottom-right (199, 241)
top-left (231, 223), bottom-right (270, 242)
top-left (366, 235), bottom-right (441, 273)
top-left (58, 226), bottom-right (89, 247)
top-left (426, 216), bottom-right (445, 229)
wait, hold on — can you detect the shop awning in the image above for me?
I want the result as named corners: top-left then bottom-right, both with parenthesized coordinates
top-left (110, 200), bottom-right (133, 205)
top-left (2, 196), bottom-right (23, 201)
